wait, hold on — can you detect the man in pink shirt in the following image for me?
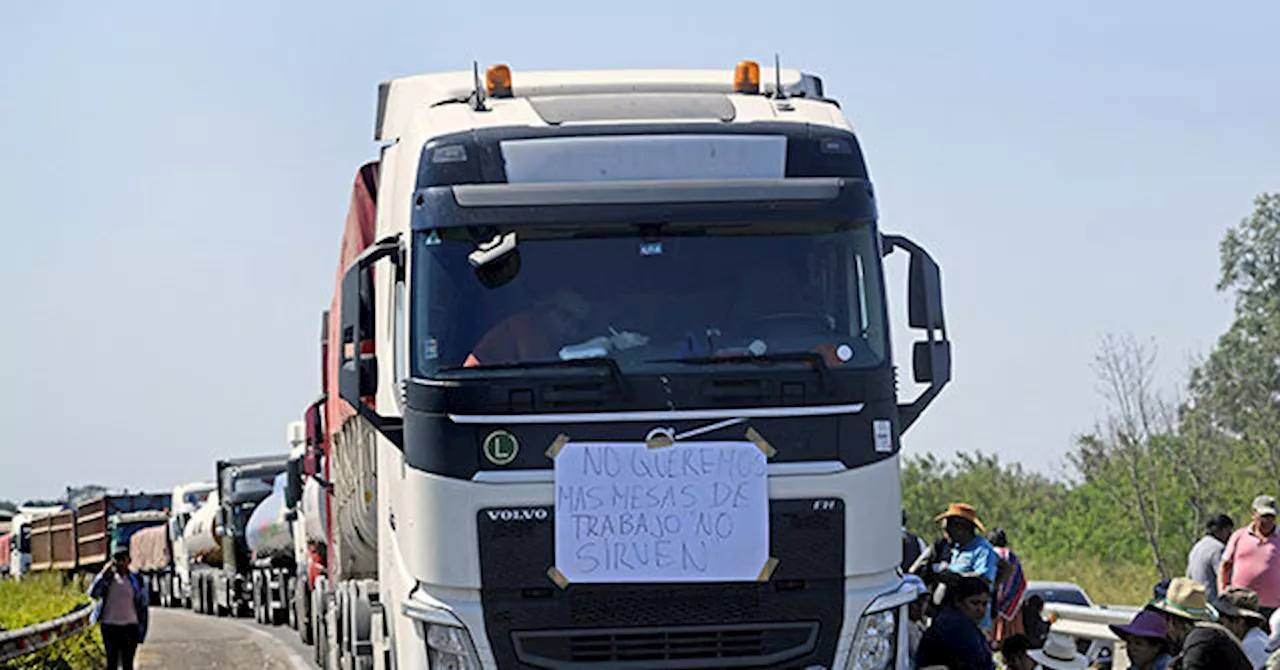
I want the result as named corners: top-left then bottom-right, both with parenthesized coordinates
top-left (1221, 495), bottom-right (1280, 617)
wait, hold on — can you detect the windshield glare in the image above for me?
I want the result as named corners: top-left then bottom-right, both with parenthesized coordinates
top-left (411, 221), bottom-right (887, 376)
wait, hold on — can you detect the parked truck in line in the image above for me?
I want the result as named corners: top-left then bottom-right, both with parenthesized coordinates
top-left (74, 493), bottom-right (171, 572)
top-left (28, 507), bottom-right (75, 572)
top-left (185, 489), bottom-right (224, 614)
top-left (128, 480), bottom-right (215, 607)
top-left (6, 506), bottom-right (63, 579)
top-left (21, 494), bottom-right (170, 578)
top-left (301, 60), bottom-right (951, 670)
top-left (192, 456), bottom-right (288, 618)
top-left (283, 418), bottom-right (329, 646)
top-left (246, 471), bottom-right (296, 626)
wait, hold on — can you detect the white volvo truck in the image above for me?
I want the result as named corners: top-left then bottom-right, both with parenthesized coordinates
top-left (309, 61), bottom-right (951, 670)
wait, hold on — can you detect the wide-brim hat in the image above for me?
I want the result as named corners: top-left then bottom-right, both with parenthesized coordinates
top-left (1109, 609), bottom-right (1167, 642)
top-left (1027, 633), bottom-right (1090, 670)
top-left (933, 502), bottom-right (985, 532)
top-left (1149, 577), bottom-right (1219, 622)
top-left (1219, 586), bottom-right (1268, 623)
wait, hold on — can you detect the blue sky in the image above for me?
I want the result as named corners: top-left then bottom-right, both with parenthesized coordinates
top-left (1, 2), bottom-right (1277, 500)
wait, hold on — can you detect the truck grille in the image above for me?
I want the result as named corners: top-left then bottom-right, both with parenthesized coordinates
top-left (513, 622), bottom-right (818, 669)
top-left (478, 498), bottom-right (845, 669)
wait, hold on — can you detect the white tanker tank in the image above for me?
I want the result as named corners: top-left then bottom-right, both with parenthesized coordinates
top-left (245, 474), bottom-right (293, 561)
top-left (183, 491), bottom-right (223, 566)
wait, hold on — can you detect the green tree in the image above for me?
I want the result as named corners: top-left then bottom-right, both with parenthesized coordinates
top-left (1189, 193), bottom-right (1280, 488)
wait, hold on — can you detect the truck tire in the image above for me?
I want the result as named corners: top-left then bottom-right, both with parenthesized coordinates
top-left (286, 575), bottom-right (298, 630)
top-left (195, 575), bottom-right (206, 614)
top-left (253, 572), bottom-right (265, 623)
top-left (271, 574), bottom-right (288, 627)
top-left (215, 578), bottom-right (230, 618)
top-left (298, 580), bottom-right (314, 646)
top-left (321, 590), bottom-right (337, 670)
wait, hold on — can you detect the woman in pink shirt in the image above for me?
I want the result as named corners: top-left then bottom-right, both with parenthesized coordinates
top-left (1220, 495), bottom-right (1280, 617)
top-left (88, 548), bottom-right (149, 670)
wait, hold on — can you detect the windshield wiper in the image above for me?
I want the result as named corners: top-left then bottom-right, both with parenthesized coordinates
top-left (646, 352), bottom-right (831, 388)
top-left (441, 357), bottom-right (628, 392)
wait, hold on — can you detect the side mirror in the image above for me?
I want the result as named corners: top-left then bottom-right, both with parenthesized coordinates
top-left (907, 246), bottom-right (944, 331)
top-left (285, 458), bottom-right (302, 509)
top-left (884, 234), bottom-right (951, 432)
top-left (339, 263), bottom-right (379, 402)
top-left (303, 400), bottom-right (324, 477)
top-left (337, 236), bottom-right (404, 447)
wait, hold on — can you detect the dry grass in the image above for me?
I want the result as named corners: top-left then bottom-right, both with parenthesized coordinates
top-left (1021, 555), bottom-right (1162, 607)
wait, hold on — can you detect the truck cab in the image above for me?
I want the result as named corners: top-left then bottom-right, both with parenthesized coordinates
top-left (167, 480), bottom-right (215, 607)
top-left (323, 62), bottom-right (949, 670)
top-left (211, 456), bottom-right (289, 617)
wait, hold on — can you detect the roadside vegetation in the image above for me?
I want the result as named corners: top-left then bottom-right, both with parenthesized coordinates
top-left (905, 192), bottom-right (1280, 607)
top-left (0, 574), bottom-right (102, 670)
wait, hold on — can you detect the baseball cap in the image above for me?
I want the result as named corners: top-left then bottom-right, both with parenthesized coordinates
top-left (1254, 495), bottom-right (1278, 516)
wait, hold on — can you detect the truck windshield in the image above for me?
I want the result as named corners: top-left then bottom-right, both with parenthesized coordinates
top-left (411, 220), bottom-right (887, 377)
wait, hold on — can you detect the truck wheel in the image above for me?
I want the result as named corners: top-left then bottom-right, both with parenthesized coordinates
top-left (318, 590), bottom-right (334, 670)
top-left (270, 574), bottom-right (288, 627)
top-left (286, 575), bottom-right (298, 630)
top-left (215, 580), bottom-right (229, 617)
top-left (298, 581), bottom-right (314, 646)
top-left (252, 572), bottom-right (265, 623)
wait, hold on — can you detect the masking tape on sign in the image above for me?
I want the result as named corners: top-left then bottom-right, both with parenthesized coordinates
top-left (745, 427), bottom-right (777, 458)
top-left (547, 566), bottom-right (570, 589)
top-left (756, 557), bottom-right (780, 582)
top-left (545, 434), bottom-right (571, 459)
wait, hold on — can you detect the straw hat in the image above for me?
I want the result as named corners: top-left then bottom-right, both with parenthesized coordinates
top-left (1149, 577), bottom-right (1219, 622)
top-left (933, 503), bottom-right (986, 532)
top-left (1027, 633), bottom-right (1090, 670)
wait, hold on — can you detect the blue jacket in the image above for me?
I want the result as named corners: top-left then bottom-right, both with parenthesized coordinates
top-left (88, 570), bottom-right (149, 642)
top-left (916, 606), bottom-right (996, 670)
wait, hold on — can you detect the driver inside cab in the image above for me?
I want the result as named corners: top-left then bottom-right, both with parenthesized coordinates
top-left (464, 289), bottom-right (592, 367)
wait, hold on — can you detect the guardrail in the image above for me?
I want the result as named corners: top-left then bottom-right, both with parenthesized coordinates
top-left (0, 601), bottom-right (95, 662)
top-left (1045, 602), bottom-right (1142, 668)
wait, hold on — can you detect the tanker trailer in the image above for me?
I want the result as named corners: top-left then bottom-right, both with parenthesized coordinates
top-left (163, 480), bottom-right (215, 607)
top-left (184, 490), bottom-right (224, 615)
top-left (247, 472), bottom-right (295, 626)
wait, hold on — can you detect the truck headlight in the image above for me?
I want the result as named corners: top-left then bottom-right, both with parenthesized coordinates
top-left (426, 623), bottom-right (482, 670)
top-left (846, 607), bottom-right (898, 670)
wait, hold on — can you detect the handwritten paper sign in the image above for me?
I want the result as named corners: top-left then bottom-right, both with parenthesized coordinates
top-left (554, 441), bottom-right (769, 584)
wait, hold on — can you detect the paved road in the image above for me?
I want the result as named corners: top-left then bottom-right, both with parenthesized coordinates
top-left (135, 608), bottom-right (318, 669)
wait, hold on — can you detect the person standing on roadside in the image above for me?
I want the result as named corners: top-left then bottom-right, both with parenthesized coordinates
top-left (916, 575), bottom-right (996, 670)
top-left (1187, 513), bottom-right (1234, 604)
top-left (987, 528), bottom-right (1028, 644)
top-left (1218, 587), bottom-right (1270, 669)
top-left (1150, 577), bottom-right (1250, 670)
top-left (1222, 496), bottom-right (1280, 618)
top-left (928, 503), bottom-right (1000, 634)
top-left (1108, 609), bottom-right (1174, 670)
top-left (88, 548), bottom-right (149, 670)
